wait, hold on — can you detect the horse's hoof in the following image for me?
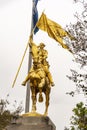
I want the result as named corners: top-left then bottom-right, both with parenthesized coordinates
top-left (44, 112), bottom-right (48, 116)
top-left (38, 94), bottom-right (43, 102)
top-left (21, 81), bottom-right (26, 86)
top-left (51, 82), bottom-right (55, 86)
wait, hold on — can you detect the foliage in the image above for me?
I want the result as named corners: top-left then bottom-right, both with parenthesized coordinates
top-left (65, 102), bottom-right (87, 130)
top-left (66, 0), bottom-right (87, 98)
top-left (64, 127), bottom-right (69, 130)
top-left (0, 96), bottom-right (23, 130)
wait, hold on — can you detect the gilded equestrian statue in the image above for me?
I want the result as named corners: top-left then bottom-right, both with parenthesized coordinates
top-left (22, 35), bottom-right (54, 115)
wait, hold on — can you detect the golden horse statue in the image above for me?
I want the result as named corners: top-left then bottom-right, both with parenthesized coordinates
top-left (22, 62), bottom-right (51, 115)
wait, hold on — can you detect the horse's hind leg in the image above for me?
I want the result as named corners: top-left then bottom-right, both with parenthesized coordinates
top-left (31, 87), bottom-right (37, 112)
top-left (44, 88), bottom-right (50, 116)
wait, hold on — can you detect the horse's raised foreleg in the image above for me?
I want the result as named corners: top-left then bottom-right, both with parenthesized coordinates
top-left (38, 88), bottom-right (43, 102)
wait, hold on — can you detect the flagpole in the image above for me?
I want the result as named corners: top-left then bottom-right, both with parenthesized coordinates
top-left (25, 47), bottom-right (32, 113)
top-left (25, 1), bottom-right (33, 113)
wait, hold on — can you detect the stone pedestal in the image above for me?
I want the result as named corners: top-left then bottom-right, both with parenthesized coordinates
top-left (6, 116), bottom-right (56, 130)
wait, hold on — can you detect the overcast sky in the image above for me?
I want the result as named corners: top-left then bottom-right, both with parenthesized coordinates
top-left (0, 0), bottom-right (85, 129)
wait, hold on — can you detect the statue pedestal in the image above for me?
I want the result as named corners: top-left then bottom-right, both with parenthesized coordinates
top-left (6, 116), bottom-right (56, 130)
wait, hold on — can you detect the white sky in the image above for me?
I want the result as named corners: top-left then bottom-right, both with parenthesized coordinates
top-left (0, 0), bottom-right (85, 129)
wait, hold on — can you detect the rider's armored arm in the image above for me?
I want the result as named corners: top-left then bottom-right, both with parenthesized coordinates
top-left (29, 34), bottom-right (33, 47)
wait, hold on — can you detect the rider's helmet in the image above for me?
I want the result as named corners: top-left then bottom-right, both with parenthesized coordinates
top-left (39, 43), bottom-right (45, 48)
